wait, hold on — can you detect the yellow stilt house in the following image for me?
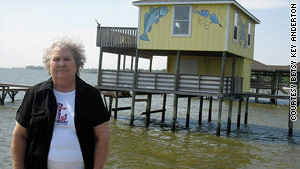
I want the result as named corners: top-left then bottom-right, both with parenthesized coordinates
top-left (135, 0), bottom-right (260, 92)
top-left (96, 0), bottom-right (260, 135)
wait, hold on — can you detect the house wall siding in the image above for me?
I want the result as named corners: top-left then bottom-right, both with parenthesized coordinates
top-left (227, 4), bottom-right (256, 59)
top-left (139, 4), bottom-right (228, 51)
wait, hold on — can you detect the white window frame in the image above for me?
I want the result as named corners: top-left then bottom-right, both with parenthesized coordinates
top-left (233, 10), bottom-right (238, 43)
top-left (247, 22), bottom-right (251, 48)
top-left (171, 5), bottom-right (192, 37)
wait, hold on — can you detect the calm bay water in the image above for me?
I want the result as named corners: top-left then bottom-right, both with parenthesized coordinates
top-left (0, 68), bottom-right (300, 169)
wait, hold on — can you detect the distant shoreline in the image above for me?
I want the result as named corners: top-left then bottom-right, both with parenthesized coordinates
top-left (2, 66), bottom-right (166, 74)
top-left (10, 66), bottom-right (99, 74)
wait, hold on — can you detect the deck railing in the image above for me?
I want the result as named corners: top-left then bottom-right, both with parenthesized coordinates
top-left (96, 26), bottom-right (138, 48)
top-left (101, 70), bottom-right (134, 88)
top-left (137, 72), bottom-right (175, 91)
top-left (178, 74), bottom-right (232, 94)
top-left (99, 70), bottom-right (240, 94)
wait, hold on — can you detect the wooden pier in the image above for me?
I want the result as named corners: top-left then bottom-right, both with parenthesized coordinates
top-left (250, 60), bottom-right (300, 105)
top-left (0, 83), bottom-right (31, 105)
top-left (101, 89), bottom-right (299, 136)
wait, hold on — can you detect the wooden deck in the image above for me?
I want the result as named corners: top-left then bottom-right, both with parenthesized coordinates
top-left (96, 26), bottom-right (137, 48)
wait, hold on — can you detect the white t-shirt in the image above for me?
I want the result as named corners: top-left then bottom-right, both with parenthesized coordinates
top-left (48, 89), bottom-right (84, 163)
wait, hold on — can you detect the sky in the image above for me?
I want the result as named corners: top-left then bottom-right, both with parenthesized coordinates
top-left (0, 0), bottom-right (299, 70)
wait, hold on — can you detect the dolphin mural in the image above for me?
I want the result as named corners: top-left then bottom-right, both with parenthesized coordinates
top-left (140, 7), bottom-right (169, 41)
top-left (193, 7), bottom-right (226, 30)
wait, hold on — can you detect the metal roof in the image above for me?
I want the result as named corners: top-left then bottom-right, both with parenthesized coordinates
top-left (132, 0), bottom-right (260, 24)
top-left (252, 60), bottom-right (300, 72)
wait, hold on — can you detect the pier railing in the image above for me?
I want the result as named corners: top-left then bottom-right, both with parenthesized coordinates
top-left (96, 26), bottom-right (138, 48)
top-left (99, 70), bottom-right (240, 94)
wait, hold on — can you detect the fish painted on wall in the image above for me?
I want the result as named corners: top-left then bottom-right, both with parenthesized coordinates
top-left (140, 7), bottom-right (169, 41)
top-left (238, 16), bottom-right (249, 48)
top-left (193, 7), bottom-right (226, 30)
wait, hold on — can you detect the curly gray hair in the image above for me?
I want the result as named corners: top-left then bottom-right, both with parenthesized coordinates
top-left (43, 37), bottom-right (86, 75)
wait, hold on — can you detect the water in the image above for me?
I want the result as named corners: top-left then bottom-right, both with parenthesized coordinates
top-left (1, 68), bottom-right (300, 169)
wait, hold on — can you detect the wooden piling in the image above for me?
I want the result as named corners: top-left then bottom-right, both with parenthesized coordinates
top-left (227, 100), bottom-right (233, 134)
top-left (149, 56), bottom-right (153, 72)
top-left (123, 55), bottom-right (126, 70)
top-left (114, 91), bottom-right (119, 119)
top-left (208, 97), bottom-right (213, 122)
top-left (114, 54), bottom-right (121, 119)
top-left (297, 74), bottom-right (300, 106)
top-left (130, 92), bottom-right (136, 126)
top-left (186, 96), bottom-right (191, 128)
top-left (131, 56), bottom-right (134, 71)
top-left (162, 94), bottom-right (167, 122)
top-left (97, 47), bottom-right (103, 86)
top-left (289, 120), bottom-right (293, 136)
top-left (171, 50), bottom-right (181, 131)
top-left (275, 71), bottom-right (280, 105)
top-left (198, 96), bottom-right (203, 125)
top-left (172, 94), bottom-right (178, 131)
top-left (288, 117), bottom-right (294, 136)
top-left (255, 72), bottom-right (260, 103)
top-left (130, 49), bottom-right (139, 125)
top-left (217, 97), bottom-right (224, 135)
top-left (0, 87), bottom-right (7, 105)
top-left (146, 94), bottom-right (152, 126)
top-left (216, 51), bottom-right (226, 135)
top-left (255, 88), bottom-right (259, 103)
top-left (244, 97), bottom-right (249, 124)
top-left (109, 96), bottom-right (113, 116)
top-left (270, 75), bottom-right (276, 104)
top-left (6, 91), bottom-right (17, 102)
top-left (117, 54), bottom-right (121, 71)
top-left (227, 54), bottom-right (236, 134)
top-left (288, 102), bottom-right (294, 136)
top-left (237, 98), bottom-right (242, 128)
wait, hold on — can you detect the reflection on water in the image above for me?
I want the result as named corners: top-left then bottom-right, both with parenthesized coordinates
top-left (0, 68), bottom-right (300, 168)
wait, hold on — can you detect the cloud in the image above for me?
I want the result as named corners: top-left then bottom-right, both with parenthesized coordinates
top-left (237, 0), bottom-right (294, 9)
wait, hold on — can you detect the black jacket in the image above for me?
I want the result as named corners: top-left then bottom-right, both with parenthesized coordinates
top-left (16, 76), bottom-right (110, 169)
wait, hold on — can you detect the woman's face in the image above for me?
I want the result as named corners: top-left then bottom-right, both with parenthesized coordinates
top-left (49, 47), bottom-right (77, 80)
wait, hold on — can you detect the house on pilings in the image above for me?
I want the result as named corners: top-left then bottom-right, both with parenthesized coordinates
top-left (96, 0), bottom-right (260, 135)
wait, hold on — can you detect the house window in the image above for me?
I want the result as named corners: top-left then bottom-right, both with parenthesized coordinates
top-left (233, 11), bottom-right (238, 42)
top-left (172, 6), bottom-right (191, 36)
top-left (248, 22), bottom-right (251, 47)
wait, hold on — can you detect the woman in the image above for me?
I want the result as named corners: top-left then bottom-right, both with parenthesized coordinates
top-left (11, 38), bottom-right (110, 169)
